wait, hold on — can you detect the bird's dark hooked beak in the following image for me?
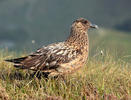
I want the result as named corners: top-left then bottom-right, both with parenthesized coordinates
top-left (90, 23), bottom-right (98, 29)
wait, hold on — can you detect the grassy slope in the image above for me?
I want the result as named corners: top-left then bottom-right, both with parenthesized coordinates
top-left (89, 28), bottom-right (131, 62)
top-left (0, 29), bottom-right (131, 100)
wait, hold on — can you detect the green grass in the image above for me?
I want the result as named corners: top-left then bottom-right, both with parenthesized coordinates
top-left (89, 28), bottom-right (131, 62)
top-left (0, 51), bottom-right (131, 100)
top-left (0, 29), bottom-right (131, 100)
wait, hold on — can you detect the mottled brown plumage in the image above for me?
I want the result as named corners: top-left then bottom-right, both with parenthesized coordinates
top-left (5, 18), bottom-right (98, 77)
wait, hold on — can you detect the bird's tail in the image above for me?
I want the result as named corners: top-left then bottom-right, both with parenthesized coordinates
top-left (5, 57), bottom-right (27, 63)
top-left (5, 57), bottom-right (27, 68)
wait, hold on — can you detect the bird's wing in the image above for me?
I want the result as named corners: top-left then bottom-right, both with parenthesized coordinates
top-left (6, 42), bottom-right (82, 70)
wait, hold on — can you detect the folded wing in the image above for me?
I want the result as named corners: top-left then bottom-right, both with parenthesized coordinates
top-left (5, 42), bottom-right (81, 71)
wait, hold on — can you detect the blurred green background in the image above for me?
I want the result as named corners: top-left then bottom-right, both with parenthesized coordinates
top-left (0, 0), bottom-right (131, 59)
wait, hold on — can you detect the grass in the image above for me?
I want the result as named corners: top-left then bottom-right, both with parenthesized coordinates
top-left (0, 50), bottom-right (131, 100)
top-left (89, 28), bottom-right (131, 63)
top-left (0, 29), bottom-right (131, 100)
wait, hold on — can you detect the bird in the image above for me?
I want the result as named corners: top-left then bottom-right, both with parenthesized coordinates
top-left (5, 18), bottom-right (98, 77)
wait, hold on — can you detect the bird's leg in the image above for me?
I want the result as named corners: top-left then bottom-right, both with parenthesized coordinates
top-left (31, 71), bottom-right (41, 79)
top-left (31, 71), bottom-right (50, 80)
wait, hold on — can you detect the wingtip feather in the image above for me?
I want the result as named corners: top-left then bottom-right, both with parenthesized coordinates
top-left (5, 59), bottom-right (14, 62)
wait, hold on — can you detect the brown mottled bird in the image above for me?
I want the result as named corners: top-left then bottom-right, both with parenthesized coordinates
top-left (5, 18), bottom-right (98, 77)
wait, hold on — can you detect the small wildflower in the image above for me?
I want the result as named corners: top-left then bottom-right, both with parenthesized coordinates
top-left (101, 50), bottom-right (104, 56)
top-left (32, 40), bottom-right (35, 44)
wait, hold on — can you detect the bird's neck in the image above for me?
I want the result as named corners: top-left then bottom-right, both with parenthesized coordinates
top-left (65, 27), bottom-right (89, 49)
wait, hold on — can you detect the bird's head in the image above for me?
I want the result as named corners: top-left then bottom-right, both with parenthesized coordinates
top-left (72, 18), bottom-right (98, 31)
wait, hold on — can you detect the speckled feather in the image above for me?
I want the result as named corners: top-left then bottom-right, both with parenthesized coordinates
top-left (5, 18), bottom-right (97, 77)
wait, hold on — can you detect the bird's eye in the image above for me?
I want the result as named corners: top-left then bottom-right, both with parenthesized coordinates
top-left (83, 20), bottom-right (87, 24)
